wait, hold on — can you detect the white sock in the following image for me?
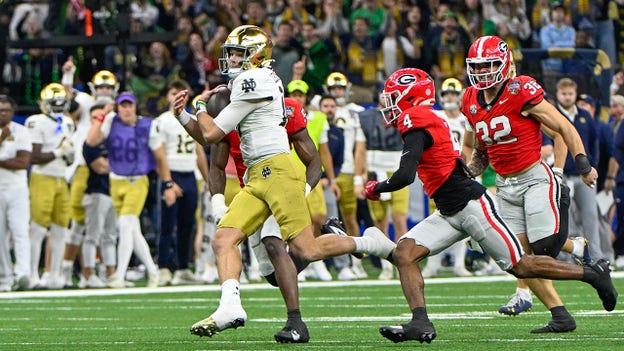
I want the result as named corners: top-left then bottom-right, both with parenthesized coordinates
top-left (130, 216), bottom-right (157, 276)
top-left (49, 224), bottom-right (67, 277)
top-left (82, 238), bottom-right (97, 269)
top-left (516, 287), bottom-right (532, 301)
top-left (116, 215), bottom-right (135, 280)
top-left (62, 259), bottom-right (74, 282)
top-left (29, 222), bottom-right (47, 279)
top-left (220, 279), bottom-right (241, 306)
top-left (572, 239), bottom-right (585, 257)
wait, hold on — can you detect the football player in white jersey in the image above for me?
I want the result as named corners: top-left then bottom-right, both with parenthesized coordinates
top-left (26, 83), bottom-right (76, 289)
top-left (0, 95), bottom-right (32, 291)
top-left (60, 62), bottom-right (120, 287)
top-left (311, 72), bottom-right (369, 277)
top-left (172, 25), bottom-right (395, 342)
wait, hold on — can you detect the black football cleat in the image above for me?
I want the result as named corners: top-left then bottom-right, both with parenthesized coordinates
top-left (530, 316), bottom-right (576, 333)
top-left (588, 259), bottom-right (618, 311)
top-left (380, 319), bottom-right (437, 344)
top-left (321, 217), bottom-right (363, 259)
top-left (274, 320), bottom-right (309, 343)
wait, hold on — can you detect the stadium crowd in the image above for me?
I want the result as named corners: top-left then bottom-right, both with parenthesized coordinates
top-left (0, 0), bottom-right (624, 295)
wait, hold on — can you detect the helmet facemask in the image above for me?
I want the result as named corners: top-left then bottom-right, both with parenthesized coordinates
top-left (218, 25), bottom-right (273, 79)
top-left (467, 59), bottom-right (507, 90)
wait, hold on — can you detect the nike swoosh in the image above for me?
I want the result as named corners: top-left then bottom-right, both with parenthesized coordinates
top-left (401, 150), bottom-right (410, 157)
top-left (499, 98), bottom-right (509, 105)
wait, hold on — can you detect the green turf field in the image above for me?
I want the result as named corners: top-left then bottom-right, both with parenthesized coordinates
top-left (0, 274), bottom-right (622, 351)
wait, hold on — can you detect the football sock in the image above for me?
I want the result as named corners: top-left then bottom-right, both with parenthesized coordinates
top-left (221, 279), bottom-right (242, 305)
top-left (29, 222), bottom-right (47, 279)
top-left (82, 238), bottom-right (97, 269)
top-left (116, 215), bottom-right (135, 280)
top-left (287, 309), bottom-right (302, 322)
top-left (130, 216), bottom-right (157, 276)
top-left (411, 307), bottom-right (429, 321)
top-left (49, 224), bottom-right (67, 277)
top-left (550, 305), bottom-right (571, 318)
top-left (516, 287), bottom-right (532, 301)
top-left (571, 239), bottom-right (585, 257)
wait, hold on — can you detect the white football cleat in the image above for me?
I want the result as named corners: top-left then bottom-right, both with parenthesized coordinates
top-left (190, 305), bottom-right (247, 337)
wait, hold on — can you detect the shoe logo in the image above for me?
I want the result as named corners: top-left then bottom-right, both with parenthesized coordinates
top-left (291, 330), bottom-right (301, 341)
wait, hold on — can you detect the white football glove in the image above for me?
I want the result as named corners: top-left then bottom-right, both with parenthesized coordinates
top-left (211, 193), bottom-right (228, 224)
top-left (466, 238), bottom-right (484, 254)
top-left (53, 139), bottom-right (75, 165)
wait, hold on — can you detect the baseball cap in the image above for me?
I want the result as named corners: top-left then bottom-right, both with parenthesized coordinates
top-left (116, 92), bottom-right (136, 104)
top-left (550, 0), bottom-right (564, 9)
top-left (578, 94), bottom-right (597, 106)
top-left (287, 80), bottom-right (309, 94)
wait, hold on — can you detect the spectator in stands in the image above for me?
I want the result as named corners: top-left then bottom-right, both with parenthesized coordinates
top-left (272, 21), bottom-right (305, 86)
top-left (402, 5), bottom-right (427, 70)
top-left (379, 15), bottom-right (415, 81)
top-left (178, 32), bottom-right (217, 96)
top-left (350, 0), bottom-right (386, 35)
top-left (297, 22), bottom-right (332, 94)
top-left (338, 15), bottom-right (384, 103)
top-left (273, 0), bottom-right (317, 34)
top-left (457, 0), bottom-right (485, 41)
top-left (424, 10), bottom-right (471, 87)
top-left (242, 0), bottom-right (273, 34)
top-left (131, 0), bottom-right (159, 31)
top-left (482, 0), bottom-right (531, 46)
top-left (129, 41), bottom-right (176, 117)
top-left (539, 1), bottom-right (576, 72)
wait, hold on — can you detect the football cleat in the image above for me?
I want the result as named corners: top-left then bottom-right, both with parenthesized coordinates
top-left (274, 320), bottom-right (310, 343)
top-left (530, 316), bottom-right (576, 333)
top-left (586, 259), bottom-right (618, 311)
top-left (569, 236), bottom-right (592, 266)
top-left (321, 217), bottom-right (363, 259)
top-left (379, 319), bottom-right (437, 343)
top-left (499, 293), bottom-right (532, 316)
top-left (190, 306), bottom-right (247, 337)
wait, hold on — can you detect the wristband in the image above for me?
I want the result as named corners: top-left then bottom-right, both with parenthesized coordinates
top-left (163, 180), bottom-right (174, 189)
top-left (330, 179), bottom-right (337, 185)
top-left (176, 109), bottom-right (192, 125)
top-left (95, 114), bottom-right (106, 123)
top-left (196, 101), bottom-right (208, 114)
top-left (353, 175), bottom-right (364, 186)
top-left (574, 154), bottom-right (592, 175)
top-left (53, 149), bottom-right (63, 158)
top-left (607, 175), bottom-right (616, 180)
top-left (305, 183), bottom-right (311, 197)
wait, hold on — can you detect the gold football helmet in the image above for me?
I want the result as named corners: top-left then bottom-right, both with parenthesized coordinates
top-left (88, 70), bottom-right (119, 100)
top-left (439, 78), bottom-right (463, 110)
top-left (322, 72), bottom-right (351, 105)
top-left (218, 25), bottom-right (273, 78)
top-left (39, 83), bottom-right (69, 115)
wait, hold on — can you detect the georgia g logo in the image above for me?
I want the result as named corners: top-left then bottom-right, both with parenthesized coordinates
top-left (397, 74), bottom-right (416, 86)
top-left (498, 41), bottom-right (508, 54)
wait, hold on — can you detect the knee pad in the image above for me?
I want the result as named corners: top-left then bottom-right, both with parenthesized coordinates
top-left (530, 235), bottom-right (559, 258)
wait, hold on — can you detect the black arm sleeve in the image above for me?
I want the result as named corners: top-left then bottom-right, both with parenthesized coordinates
top-left (373, 129), bottom-right (431, 194)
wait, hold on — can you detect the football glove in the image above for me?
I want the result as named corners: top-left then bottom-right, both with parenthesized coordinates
top-left (365, 180), bottom-right (380, 201)
top-left (53, 139), bottom-right (75, 165)
top-left (211, 193), bottom-right (228, 224)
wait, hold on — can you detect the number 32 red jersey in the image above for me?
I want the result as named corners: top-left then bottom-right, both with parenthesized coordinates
top-left (396, 105), bottom-right (463, 197)
top-left (461, 76), bottom-right (544, 176)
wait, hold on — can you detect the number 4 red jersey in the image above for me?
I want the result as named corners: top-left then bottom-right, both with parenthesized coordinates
top-left (396, 105), bottom-right (463, 197)
top-left (461, 76), bottom-right (545, 176)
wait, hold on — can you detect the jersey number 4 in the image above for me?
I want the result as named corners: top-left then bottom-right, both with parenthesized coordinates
top-left (474, 116), bottom-right (518, 146)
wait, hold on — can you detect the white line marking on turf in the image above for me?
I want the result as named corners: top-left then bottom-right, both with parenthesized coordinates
top-left (0, 272), bottom-right (622, 299)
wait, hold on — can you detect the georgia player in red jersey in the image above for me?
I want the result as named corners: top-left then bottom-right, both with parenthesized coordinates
top-left (364, 67), bottom-right (617, 344)
top-left (461, 35), bottom-right (604, 333)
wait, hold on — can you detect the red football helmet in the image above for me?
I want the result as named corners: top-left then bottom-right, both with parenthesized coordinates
top-left (380, 68), bottom-right (435, 127)
top-left (466, 36), bottom-right (512, 90)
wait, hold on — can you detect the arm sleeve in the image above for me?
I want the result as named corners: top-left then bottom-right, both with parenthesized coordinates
top-left (213, 99), bottom-right (258, 134)
top-left (373, 129), bottom-right (429, 194)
